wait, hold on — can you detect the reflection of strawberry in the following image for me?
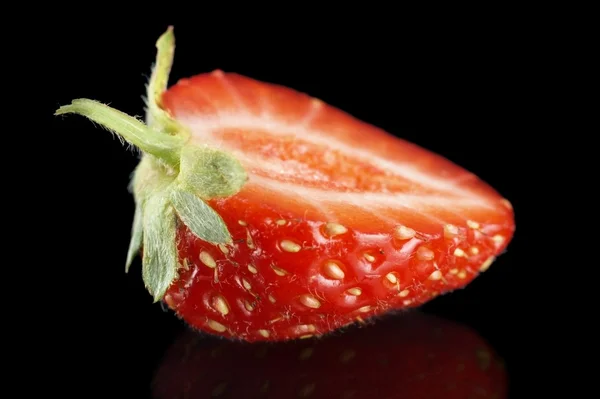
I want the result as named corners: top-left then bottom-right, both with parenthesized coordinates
top-left (152, 311), bottom-right (507, 399)
top-left (55, 27), bottom-right (515, 342)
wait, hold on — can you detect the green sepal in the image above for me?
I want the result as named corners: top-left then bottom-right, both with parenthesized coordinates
top-left (142, 190), bottom-right (179, 302)
top-left (170, 186), bottom-right (232, 244)
top-left (55, 99), bottom-right (184, 168)
top-left (144, 26), bottom-right (189, 139)
top-left (125, 201), bottom-right (144, 273)
top-left (178, 145), bottom-right (247, 199)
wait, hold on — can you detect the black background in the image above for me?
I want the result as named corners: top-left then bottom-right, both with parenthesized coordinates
top-left (46, 18), bottom-right (546, 399)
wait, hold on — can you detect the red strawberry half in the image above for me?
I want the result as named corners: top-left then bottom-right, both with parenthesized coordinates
top-left (55, 27), bottom-right (515, 342)
top-left (151, 311), bottom-right (508, 399)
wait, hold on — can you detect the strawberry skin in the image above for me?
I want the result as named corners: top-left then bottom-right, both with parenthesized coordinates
top-left (55, 28), bottom-right (515, 343)
top-left (151, 311), bottom-right (508, 399)
top-left (160, 71), bottom-right (515, 341)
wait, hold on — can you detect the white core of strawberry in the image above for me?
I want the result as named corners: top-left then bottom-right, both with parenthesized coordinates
top-left (54, 27), bottom-right (248, 302)
top-left (182, 114), bottom-right (482, 199)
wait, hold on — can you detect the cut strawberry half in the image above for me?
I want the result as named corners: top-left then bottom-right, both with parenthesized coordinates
top-left (55, 27), bottom-right (515, 342)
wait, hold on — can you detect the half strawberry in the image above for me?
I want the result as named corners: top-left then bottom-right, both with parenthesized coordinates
top-left (55, 27), bottom-right (515, 342)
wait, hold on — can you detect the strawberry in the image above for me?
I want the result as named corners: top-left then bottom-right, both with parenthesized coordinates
top-left (151, 311), bottom-right (508, 398)
top-left (55, 27), bottom-right (515, 342)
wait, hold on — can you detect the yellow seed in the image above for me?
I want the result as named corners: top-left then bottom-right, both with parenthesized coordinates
top-left (164, 294), bottom-right (177, 309)
top-left (467, 220), bottom-right (480, 229)
top-left (444, 224), bottom-right (459, 238)
top-left (246, 229), bottom-right (255, 249)
top-left (294, 324), bottom-right (316, 335)
top-left (324, 222), bottom-right (348, 237)
top-left (394, 225), bottom-right (416, 240)
top-left (258, 329), bottom-right (270, 338)
top-left (363, 253), bottom-right (376, 262)
top-left (213, 295), bottom-right (229, 316)
top-left (429, 270), bottom-right (443, 280)
top-left (247, 264), bottom-right (258, 274)
top-left (199, 251), bottom-right (217, 268)
top-left (454, 248), bottom-right (466, 257)
top-left (323, 261), bottom-right (345, 280)
top-left (385, 272), bottom-right (398, 284)
top-left (218, 244), bottom-right (229, 254)
top-left (271, 263), bottom-right (288, 276)
top-left (280, 240), bottom-right (301, 252)
top-left (300, 294), bottom-right (321, 309)
top-left (182, 258), bottom-right (190, 270)
top-left (492, 235), bottom-right (505, 245)
top-left (207, 319), bottom-right (226, 332)
top-left (417, 246), bottom-right (435, 261)
top-left (244, 300), bottom-right (255, 312)
top-left (347, 287), bottom-right (362, 296)
top-left (480, 256), bottom-right (495, 272)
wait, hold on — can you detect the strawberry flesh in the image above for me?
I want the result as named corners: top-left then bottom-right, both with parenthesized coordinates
top-left (160, 71), bottom-right (515, 341)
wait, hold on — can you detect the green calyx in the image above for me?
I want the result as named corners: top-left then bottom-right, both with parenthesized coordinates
top-left (54, 27), bottom-right (247, 302)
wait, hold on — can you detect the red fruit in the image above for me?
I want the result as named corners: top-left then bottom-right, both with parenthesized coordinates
top-left (151, 311), bottom-right (508, 399)
top-left (55, 28), bottom-right (515, 342)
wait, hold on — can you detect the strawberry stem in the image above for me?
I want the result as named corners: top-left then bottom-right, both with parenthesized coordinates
top-left (55, 99), bottom-right (185, 167)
